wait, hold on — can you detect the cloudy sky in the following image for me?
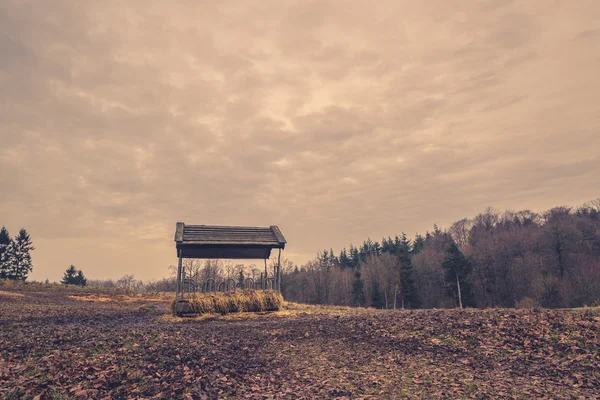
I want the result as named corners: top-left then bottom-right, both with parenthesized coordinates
top-left (1, 0), bottom-right (599, 281)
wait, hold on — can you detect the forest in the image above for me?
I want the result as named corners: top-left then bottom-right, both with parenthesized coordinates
top-left (281, 199), bottom-right (600, 309)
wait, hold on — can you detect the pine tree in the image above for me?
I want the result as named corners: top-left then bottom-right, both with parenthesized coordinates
top-left (381, 237), bottom-right (391, 254)
top-left (441, 241), bottom-right (476, 308)
top-left (62, 266), bottom-right (87, 286)
top-left (351, 271), bottom-right (366, 307)
top-left (412, 234), bottom-right (425, 255)
top-left (339, 248), bottom-right (352, 269)
top-left (5, 229), bottom-right (34, 281)
top-left (393, 235), bottom-right (402, 254)
top-left (75, 270), bottom-right (87, 286)
top-left (370, 280), bottom-right (385, 309)
top-left (349, 245), bottom-right (359, 268)
top-left (398, 233), bottom-right (420, 308)
top-left (61, 265), bottom-right (78, 284)
top-left (0, 227), bottom-right (12, 279)
top-left (372, 241), bottom-right (381, 255)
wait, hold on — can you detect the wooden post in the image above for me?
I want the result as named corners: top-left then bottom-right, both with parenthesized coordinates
top-left (176, 251), bottom-right (183, 300)
top-left (264, 259), bottom-right (268, 290)
top-left (277, 249), bottom-right (281, 292)
top-left (456, 273), bottom-right (463, 310)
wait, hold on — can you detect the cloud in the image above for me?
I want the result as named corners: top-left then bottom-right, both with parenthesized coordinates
top-left (1, 0), bottom-right (599, 281)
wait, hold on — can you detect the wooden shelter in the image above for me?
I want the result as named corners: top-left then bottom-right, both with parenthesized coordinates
top-left (173, 222), bottom-right (287, 300)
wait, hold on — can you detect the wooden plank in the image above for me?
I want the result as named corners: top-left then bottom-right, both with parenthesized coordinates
top-left (182, 230), bottom-right (273, 235)
top-left (179, 247), bottom-right (274, 259)
top-left (184, 225), bottom-right (272, 231)
top-left (182, 235), bottom-right (276, 241)
top-left (174, 222), bottom-right (184, 242)
top-left (270, 225), bottom-right (287, 245)
top-left (176, 252), bottom-right (183, 299)
top-left (175, 223), bottom-right (286, 259)
top-left (184, 226), bottom-right (272, 231)
top-left (183, 238), bottom-right (275, 242)
top-left (183, 232), bottom-right (274, 238)
top-left (180, 241), bottom-right (282, 246)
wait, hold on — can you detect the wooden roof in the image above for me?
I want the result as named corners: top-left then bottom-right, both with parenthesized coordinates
top-left (174, 223), bottom-right (286, 259)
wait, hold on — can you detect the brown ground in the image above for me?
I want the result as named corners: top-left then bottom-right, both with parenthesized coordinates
top-left (1, 284), bottom-right (599, 399)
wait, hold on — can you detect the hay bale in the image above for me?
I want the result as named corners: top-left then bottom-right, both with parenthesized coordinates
top-left (172, 290), bottom-right (283, 316)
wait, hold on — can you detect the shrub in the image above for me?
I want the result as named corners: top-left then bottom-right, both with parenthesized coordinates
top-left (172, 290), bottom-right (283, 316)
top-left (515, 297), bottom-right (539, 309)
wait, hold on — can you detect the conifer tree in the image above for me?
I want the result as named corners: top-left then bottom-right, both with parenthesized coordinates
top-left (441, 241), bottom-right (476, 308)
top-left (5, 229), bottom-right (34, 281)
top-left (75, 270), bottom-right (87, 286)
top-left (370, 280), bottom-right (385, 309)
top-left (351, 271), bottom-right (366, 307)
top-left (349, 245), bottom-right (359, 268)
top-left (61, 265), bottom-right (87, 286)
top-left (381, 237), bottom-right (391, 253)
top-left (61, 265), bottom-right (78, 284)
top-left (0, 227), bottom-right (12, 279)
top-left (398, 233), bottom-right (420, 308)
top-left (412, 234), bottom-right (425, 255)
top-left (339, 248), bottom-right (350, 269)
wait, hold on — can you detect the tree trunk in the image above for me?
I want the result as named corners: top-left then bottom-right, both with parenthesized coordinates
top-left (456, 273), bottom-right (463, 310)
top-left (384, 290), bottom-right (388, 309)
top-left (393, 287), bottom-right (397, 310)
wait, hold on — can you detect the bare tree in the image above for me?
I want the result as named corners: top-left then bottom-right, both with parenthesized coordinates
top-left (449, 218), bottom-right (472, 254)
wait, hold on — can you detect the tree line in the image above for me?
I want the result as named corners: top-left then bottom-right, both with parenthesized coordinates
top-left (86, 198), bottom-right (600, 309)
top-left (281, 199), bottom-right (600, 309)
top-left (8, 198), bottom-right (598, 310)
top-left (0, 227), bottom-right (34, 281)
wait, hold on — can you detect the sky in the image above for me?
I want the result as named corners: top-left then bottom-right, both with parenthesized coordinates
top-left (1, 0), bottom-right (599, 282)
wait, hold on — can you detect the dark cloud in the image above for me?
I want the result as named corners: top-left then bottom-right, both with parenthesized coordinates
top-left (1, 0), bottom-right (599, 281)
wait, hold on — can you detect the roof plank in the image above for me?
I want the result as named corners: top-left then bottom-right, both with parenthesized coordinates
top-left (175, 223), bottom-right (286, 259)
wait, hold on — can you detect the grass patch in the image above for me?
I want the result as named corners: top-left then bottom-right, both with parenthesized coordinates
top-left (172, 290), bottom-right (283, 316)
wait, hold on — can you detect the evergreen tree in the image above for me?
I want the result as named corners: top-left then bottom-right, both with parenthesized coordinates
top-left (5, 229), bottom-right (34, 281)
top-left (412, 234), bottom-right (425, 255)
top-left (381, 237), bottom-right (392, 254)
top-left (339, 248), bottom-right (350, 269)
top-left (0, 227), bottom-right (12, 279)
top-left (372, 241), bottom-right (381, 255)
top-left (61, 265), bottom-right (78, 284)
top-left (393, 235), bottom-right (402, 254)
top-left (370, 280), bottom-right (385, 309)
top-left (351, 271), bottom-right (366, 307)
top-left (398, 233), bottom-right (420, 308)
top-left (61, 265), bottom-right (87, 286)
top-left (349, 245), bottom-right (360, 268)
top-left (329, 248), bottom-right (337, 266)
top-left (75, 270), bottom-right (87, 286)
top-left (359, 242), bottom-right (368, 263)
top-left (441, 241), bottom-right (476, 308)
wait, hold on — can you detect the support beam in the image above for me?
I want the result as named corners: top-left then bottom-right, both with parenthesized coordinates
top-left (264, 259), bottom-right (268, 290)
top-left (176, 251), bottom-right (183, 300)
top-left (277, 248), bottom-right (281, 292)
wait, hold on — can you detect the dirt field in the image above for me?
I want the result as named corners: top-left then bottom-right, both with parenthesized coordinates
top-left (1, 285), bottom-right (599, 399)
